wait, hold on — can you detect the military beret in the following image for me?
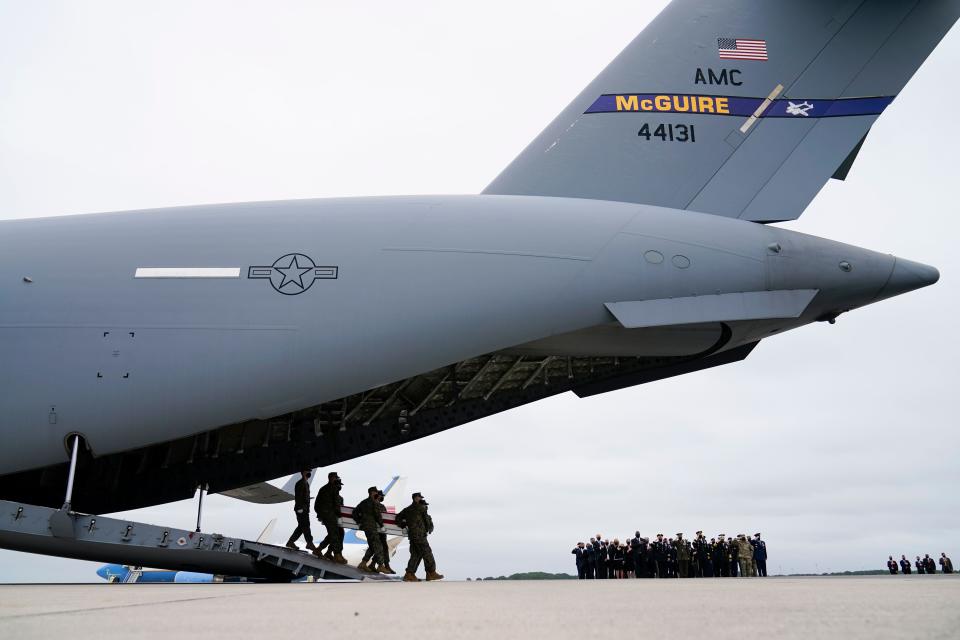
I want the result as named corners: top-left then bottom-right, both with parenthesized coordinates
top-left (412, 492), bottom-right (424, 500)
top-left (367, 486), bottom-right (379, 493)
top-left (328, 471), bottom-right (340, 480)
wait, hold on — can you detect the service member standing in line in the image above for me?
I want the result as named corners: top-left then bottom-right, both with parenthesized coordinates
top-left (353, 486), bottom-right (391, 574)
top-left (923, 554), bottom-right (936, 574)
top-left (694, 532), bottom-right (711, 578)
top-left (729, 537), bottom-right (739, 577)
top-left (285, 470), bottom-right (317, 552)
top-left (675, 534), bottom-right (691, 578)
top-left (753, 533), bottom-right (768, 577)
top-left (313, 471), bottom-right (347, 564)
top-left (652, 534), bottom-right (668, 578)
top-left (916, 556), bottom-right (925, 574)
top-left (737, 535), bottom-right (754, 577)
top-left (397, 492), bottom-right (443, 582)
top-left (714, 535), bottom-right (729, 577)
top-left (887, 556), bottom-right (898, 574)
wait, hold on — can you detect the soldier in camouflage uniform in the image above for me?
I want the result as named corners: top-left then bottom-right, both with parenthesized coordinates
top-left (728, 535), bottom-right (739, 577)
top-left (353, 486), bottom-right (390, 574)
top-left (359, 490), bottom-right (395, 574)
top-left (736, 535), bottom-right (754, 577)
top-left (313, 471), bottom-right (347, 564)
top-left (674, 533), bottom-right (690, 578)
top-left (397, 492), bottom-right (443, 582)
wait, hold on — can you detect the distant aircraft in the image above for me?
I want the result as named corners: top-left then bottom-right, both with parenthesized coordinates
top-left (95, 519), bottom-right (278, 583)
top-left (94, 475), bottom-right (408, 582)
top-left (1, 1), bottom-right (957, 570)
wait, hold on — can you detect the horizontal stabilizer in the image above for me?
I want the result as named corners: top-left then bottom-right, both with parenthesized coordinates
top-left (605, 290), bottom-right (818, 329)
top-left (219, 482), bottom-right (295, 504)
top-left (220, 469), bottom-right (314, 504)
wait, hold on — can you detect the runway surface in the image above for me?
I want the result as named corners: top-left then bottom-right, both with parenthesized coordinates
top-left (1, 576), bottom-right (958, 639)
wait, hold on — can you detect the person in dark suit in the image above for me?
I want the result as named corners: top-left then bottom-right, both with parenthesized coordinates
top-left (887, 556), bottom-right (898, 574)
top-left (584, 543), bottom-right (596, 579)
top-left (593, 536), bottom-right (607, 579)
top-left (899, 555), bottom-right (911, 574)
top-left (631, 533), bottom-right (644, 579)
top-left (572, 542), bottom-right (587, 579)
top-left (940, 553), bottom-right (954, 574)
top-left (915, 556), bottom-right (925, 574)
top-left (924, 555), bottom-right (936, 574)
top-left (597, 540), bottom-right (610, 580)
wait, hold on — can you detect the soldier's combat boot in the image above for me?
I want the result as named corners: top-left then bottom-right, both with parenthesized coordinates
top-left (285, 542), bottom-right (299, 551)
top-left (381, 564), bottom-right (397, 575)
top-left (403, 572), bottom-right (421, 582)
top-left (334, 553), bottom-right (348, 565)
top-left (357, 560), bottom-right (369, 573)
top-left (426, 571), bottom-right (445, 581)
top-left (305, 542), bottom-right (317, 552)
top-left (312, 548), bottom-right (324, 558)
top-left (323, 549), bottom-right (335, 561)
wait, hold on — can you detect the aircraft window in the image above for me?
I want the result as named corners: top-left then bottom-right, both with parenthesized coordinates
top-left (672, 255), bottom-right (691, 269)
top-left (644, 250), bottom-right (664, 265)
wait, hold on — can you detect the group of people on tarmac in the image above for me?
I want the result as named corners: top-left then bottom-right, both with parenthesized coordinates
top-left (572, 532), bottom-right (768, 579)
top-left (886, 553), bottom-right (953, 575)
top-left (286, 470), bottom-right (443, 582)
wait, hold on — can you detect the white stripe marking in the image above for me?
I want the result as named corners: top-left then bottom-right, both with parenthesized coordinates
top-left (739, 83), bottom-right (783, 134)
top-left (134, 268), bottom-right (241, 279)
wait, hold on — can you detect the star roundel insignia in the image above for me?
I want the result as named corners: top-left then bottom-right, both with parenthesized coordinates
top-left (247, 253), bottom-right (339, 295)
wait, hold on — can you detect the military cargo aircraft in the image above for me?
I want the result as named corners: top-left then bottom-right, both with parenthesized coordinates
top-left (0, 0), bottom-right (955, 564)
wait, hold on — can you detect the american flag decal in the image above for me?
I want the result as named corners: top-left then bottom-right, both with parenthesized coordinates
top-left (718, 38), bottom-right (768, 61)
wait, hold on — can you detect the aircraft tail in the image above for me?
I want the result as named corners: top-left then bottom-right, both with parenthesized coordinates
top-left (381, 475), bottom-right (407, 513)
top-left (255, 518), bottom-right (277, 544)
top-left (484, 0), bottom-right (959, 222)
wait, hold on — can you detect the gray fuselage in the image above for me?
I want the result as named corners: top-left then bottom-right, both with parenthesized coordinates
top-left (0, 194), bottom-right (935, 504)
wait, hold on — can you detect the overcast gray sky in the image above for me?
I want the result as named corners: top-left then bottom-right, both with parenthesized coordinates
top-left (1, 1), bottom-right (957, 582)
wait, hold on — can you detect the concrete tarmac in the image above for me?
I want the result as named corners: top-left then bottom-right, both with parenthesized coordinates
top-left (1, 576), bottom-right (958, 639)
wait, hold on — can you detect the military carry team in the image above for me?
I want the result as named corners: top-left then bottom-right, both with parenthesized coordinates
top-left (572, 532), bottom-right (768, 579)
top-left (285, 470), bottom-right (443, 582)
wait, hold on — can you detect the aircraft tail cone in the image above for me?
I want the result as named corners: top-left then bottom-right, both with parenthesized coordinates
top-left (876, 257), bottom-right (940, 302)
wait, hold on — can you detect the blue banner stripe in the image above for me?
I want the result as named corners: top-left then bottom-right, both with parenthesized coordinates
top-left (584, 94), bottom-right (893, 118)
